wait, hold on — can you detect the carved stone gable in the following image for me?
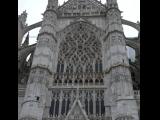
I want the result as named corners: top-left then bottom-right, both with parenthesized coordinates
top-left (58, 0), bottom-right (106, 17)
top-left (65, 100), bottom-right (89, 120)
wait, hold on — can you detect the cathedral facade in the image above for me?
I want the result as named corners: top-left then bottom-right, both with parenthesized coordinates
top-left (18, 0), bottom-right (140, 120)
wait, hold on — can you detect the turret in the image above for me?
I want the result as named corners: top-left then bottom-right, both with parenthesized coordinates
top-left (107, 0), bottom-right (118, 9)
top-left (18, 10), bottom-right (28, 28)
top-left (19, 1), bottom-right (59, 120)
top-left (18, 10), bottom-right (28, 47)
top-left (47, 0), bottom-right (58, 10)
top-left (103, 0), bottom-right (139, 120)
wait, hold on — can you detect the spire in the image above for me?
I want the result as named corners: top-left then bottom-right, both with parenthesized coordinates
top-left (18, 10), bottom-right (28, 27)
top-left (22, 32), bottom-right (29, 47)
top-left (47, 0), bottom-right (58, 10)
top-left (107, 0), bottom-right (118, 9)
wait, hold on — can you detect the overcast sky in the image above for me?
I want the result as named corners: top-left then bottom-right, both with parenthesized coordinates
top-left (18, 0), bottom-right (140, 61)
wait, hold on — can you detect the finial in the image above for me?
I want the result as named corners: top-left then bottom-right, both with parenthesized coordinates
top-left (47, 0), bottom-right (58, 10)
top-left (107, 0), bottom-right (118, 9)
top-left (18, 10), bottom-right (28, 27)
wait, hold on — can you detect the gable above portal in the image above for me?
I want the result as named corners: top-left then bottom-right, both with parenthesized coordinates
top-left (57, 0), bottom-right (106, 17)
top-left (65, 100), bottom-right (89, 120)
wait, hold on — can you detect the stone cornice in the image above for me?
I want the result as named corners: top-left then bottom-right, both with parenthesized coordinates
top-left (115, 96), bottom-right (135, 102)
top-left (57, 14), bottom-right (106, 18)
top-left (43, 9), bottom-right (58, 16)
top-left (103, 30), bottom-right (125, 42)
top-left (106, 7), bottom-right (121, 14)
top-left (104, 63), bottom-right (130, 74)
top-left (31, 65), bottom-right (53, 75)
top-left (48, 86), bottom-right (107, 90)
top-left (37, 32), bottom-right (57, 43)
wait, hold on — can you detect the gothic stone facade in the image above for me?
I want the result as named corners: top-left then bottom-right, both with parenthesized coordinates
top-left (18, 0), bottom-right (140, 120)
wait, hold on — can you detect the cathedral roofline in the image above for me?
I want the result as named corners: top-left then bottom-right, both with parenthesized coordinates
top-left (58, 0), bottom-right (106, 10)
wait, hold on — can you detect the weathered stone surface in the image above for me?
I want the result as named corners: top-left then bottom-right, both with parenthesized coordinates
top-left (18, 0), bottom-right (140, 120)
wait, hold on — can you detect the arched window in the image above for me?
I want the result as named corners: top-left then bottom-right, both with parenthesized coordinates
top-left (57, 22), bottom-right (103, 83)
top-left (75, 80), bottom-right (78, 85)
top-left (55, 99), bottom-right (59, 116)
top-left (100, 79), bottom-right (103, 85)
top-left (101, 99), bottom-right (105, 115)
top-left (66, 99), bottom-right (70, 115)
top-left (57, 62), bottom-right (60, 73)
top-left (95, 79), bottom-right (99, 85)
top-left (95, 63), bottom-right (98, 73)
top-left (89, 99), bottom-right (93, 114)
top-left (64, 79), bottom-right (67, 84)
top-left (61, 63), bottom-right (64, 73)
top-left (49, 99), bottom-right (55, 117)
top-left (99, 62), bottom-right (102, 72)
top-left (85, 99), bottom-right (88, 115)
top-left (58, 80), bottom-right (62, 85)
top-left (96, 99), bottom-right (99, 115)
top-left (66, 66), bottom-right (69, 73)
top-left (89, 79), bottom-right (93, 84)
top-left (57, 62), bottom-right (64, 73)
top-left (95, 60), bottom-right (102, 73)
top-left (79, 79), bottom-right (83, 85)
top-left (61, 99), bottom-right (66, 115)
top-left (54, 80), bottom-right (57, 84)
top-left (85, 79), bottom-right (88, 85)
top-left (68, 80), bottom-right (72, 84)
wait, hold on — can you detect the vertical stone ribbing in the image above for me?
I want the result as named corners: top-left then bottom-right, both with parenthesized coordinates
top-left (103, 0), bottom-right (139, 120)
top-left (93, 90), bottom-right (96, 115)
top-left (19, 1), bottom-right (58, 120)
top-left (59, 90), bottom-right (63, 115)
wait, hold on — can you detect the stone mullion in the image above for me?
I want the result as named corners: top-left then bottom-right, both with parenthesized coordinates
top-left (58, 90), bottom-right (63, 116)
top-left (70, 90), bottom-right (74, 106)
top-left (100, 98), bottom-right (103, 116)
top-left (93, 90), bottom-right (96, 115)
top-left (82, 90), bottom-right (85, 109)
top-left (65, 98), bottom-right (67, 115)
top-left (88, 97), bottom-right (89, 115)
top-left (53, 98), bottom-right (56, 116)
top-left (99, 98), bottom-right (101, 116)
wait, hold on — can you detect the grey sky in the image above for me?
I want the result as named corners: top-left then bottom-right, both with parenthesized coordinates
top-left (18, 0), bottom-right (140, 61)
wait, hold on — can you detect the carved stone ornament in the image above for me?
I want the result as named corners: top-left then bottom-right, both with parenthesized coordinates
top-left (65, 99), bottom-right (89, 120)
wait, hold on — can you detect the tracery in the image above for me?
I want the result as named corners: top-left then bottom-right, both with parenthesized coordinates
top-left (55, 22), bottom-right (103, 85)
top-left (50, 22), bottom-right (105, 118)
